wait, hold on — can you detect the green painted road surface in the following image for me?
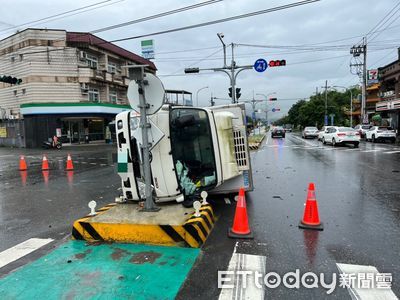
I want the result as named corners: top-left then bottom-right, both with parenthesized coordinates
top-left (0, 240), bottom-right (200, 300)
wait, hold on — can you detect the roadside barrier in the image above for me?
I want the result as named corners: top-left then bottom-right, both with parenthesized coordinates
top-left (298, 183), bottom-right (324, 230)
top-left (228, 187), bottom-right (253, 239)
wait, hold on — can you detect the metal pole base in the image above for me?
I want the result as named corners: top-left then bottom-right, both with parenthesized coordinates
top-left (139, 206), bottom-right (161, 212)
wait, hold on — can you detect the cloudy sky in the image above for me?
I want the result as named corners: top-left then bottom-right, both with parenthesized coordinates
top-left (1, 0), bottom-right (399, 120)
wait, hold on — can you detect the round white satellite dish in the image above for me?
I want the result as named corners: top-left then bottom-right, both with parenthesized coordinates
top-left (127, 73), bottom-right (165, 115)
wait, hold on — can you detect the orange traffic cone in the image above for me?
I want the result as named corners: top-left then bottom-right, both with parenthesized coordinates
top-left (19, 155), bottom-right (27, 171)
top-left (228, 188), bottom-right (253, 239)
top-left (42, 155), bottom-right (49, 170)
top-left (66, 154), bottom-right (74, 171)
top-left (299, 183), bottom-right (323, 230)
top-left (42, 170), bottom-right (49, 186)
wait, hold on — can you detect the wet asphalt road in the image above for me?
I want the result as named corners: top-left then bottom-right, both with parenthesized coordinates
top-left (178, 133), bottom-right (400, 299)
top-left (0, 145), bottom-right (120, 273)
top-left (1, 136), bottom-right (399, 299)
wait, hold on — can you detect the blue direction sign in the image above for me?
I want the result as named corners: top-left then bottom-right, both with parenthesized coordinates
top-left (253, 59), bottom-right (268, 72)
top-left (272, 108), bottom-right (276, 112)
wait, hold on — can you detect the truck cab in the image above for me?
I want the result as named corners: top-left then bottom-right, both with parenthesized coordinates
top-left (116, 103), bottom-right (253, 203)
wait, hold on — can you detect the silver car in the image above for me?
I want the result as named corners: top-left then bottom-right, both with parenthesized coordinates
top-left (302, 127), bottom-right (319, 139)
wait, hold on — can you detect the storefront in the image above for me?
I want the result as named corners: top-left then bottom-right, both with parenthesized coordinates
top-left (20, 102), bottom-right (130, 147)
top-left (376, 99), bottom-right (400, 135)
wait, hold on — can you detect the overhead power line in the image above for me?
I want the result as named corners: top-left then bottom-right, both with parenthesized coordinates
top-left (0, 0), bottom-right (122, 34)
top-left (108, 0), bottom-right (321, 43)
top-left (90, 0), bottom-right (223, 34)
top-left (366, 1), bottom-right (400, 42)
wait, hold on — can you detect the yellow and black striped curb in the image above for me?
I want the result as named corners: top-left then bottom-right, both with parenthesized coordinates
top-left (72, 204), bottom-right (215, 248)
top-left (249, 143), bottom-right (259, 150)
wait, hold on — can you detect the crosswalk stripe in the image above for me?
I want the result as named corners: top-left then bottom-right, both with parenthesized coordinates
top-left (0, 238), bottom-right (54, 269)
top-left (336, 263), bottom-right (398, 300)
top-left (219, 249), bottom-right (266, 300)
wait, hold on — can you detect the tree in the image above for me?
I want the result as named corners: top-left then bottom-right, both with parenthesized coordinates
top-left (284, 87), bottom-right (361, 129)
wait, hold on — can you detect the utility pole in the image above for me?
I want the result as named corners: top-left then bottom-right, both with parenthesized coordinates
top-left (350, 37), bottom-right (367, 124)
top-left (362, 37), bottom-right (367, 124)
top-left (321, 80), bottom-right (331, 126)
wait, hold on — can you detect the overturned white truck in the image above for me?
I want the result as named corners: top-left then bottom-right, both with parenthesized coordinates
top-left (115, 103), bottom-right (253, 204)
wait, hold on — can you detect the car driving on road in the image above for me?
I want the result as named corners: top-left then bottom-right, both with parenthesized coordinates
top-left (302, 126), bottom-right (319, 139)
top-left (322, 126), bottom-right (360, 147)
top-left (365, 126), bottom-right (396, 143)
top-left (271, 126), bottom-right (285, 138)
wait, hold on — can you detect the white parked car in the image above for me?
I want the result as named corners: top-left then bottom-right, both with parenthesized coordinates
top-left (317, 126), bottom-right (334, 141)
top-left (354, 124), bottom-right (372, 138)
top-left (365, 126), bottom-right (396, 143)
top-left (322, 126), bottom-right (360, 147)
top-left (302, 127), bottom-right (319, 139)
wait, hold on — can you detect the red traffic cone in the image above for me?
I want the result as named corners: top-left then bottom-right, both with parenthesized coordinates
top-left (66, 154), bottom-right (74, 171)
top-left (299, 183), bottom-right (323, 230)
top-left (42, 155), bottom-right (49, 170)
top-left (228, 187), bottom-right (253, 239)
top-left (19, 155), bottom-right (27, 171)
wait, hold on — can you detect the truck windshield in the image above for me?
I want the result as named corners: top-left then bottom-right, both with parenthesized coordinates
top-left (170, 108), bottom-right (217, 195)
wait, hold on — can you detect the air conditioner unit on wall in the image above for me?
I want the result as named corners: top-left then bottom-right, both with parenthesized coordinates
top-left (80, 83), bottom-right (89, 95)
top-left (79, 51), bottom-right (86, 61)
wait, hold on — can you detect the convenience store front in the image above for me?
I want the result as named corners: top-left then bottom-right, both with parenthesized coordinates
top-left (20, 102), bottom-right (131, 148)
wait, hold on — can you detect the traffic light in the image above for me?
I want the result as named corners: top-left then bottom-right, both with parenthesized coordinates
top-left (268, 60), bottom-right (286, 67)
top-left (228, 87), bottom-right (233, 98)
top-left (184, 68), bottom-right (200, 73)
top-left (0, 75), bottom-right (22, 85)
top-left (235, 88), bottom-right (241, 100)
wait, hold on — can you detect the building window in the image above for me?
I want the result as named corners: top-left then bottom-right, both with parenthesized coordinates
top-left (22, 89), bottom-right (26, 95)
top-left (109, 90), bottom-right (117, 103)
top-left (108, 62), bottom-right (117, 74)
top-left (86, 54), bottom-right (98, 69)
top-left (89, 88), bottom-right (99, 102)
top-left (13, 90), bottom-right (17, 96)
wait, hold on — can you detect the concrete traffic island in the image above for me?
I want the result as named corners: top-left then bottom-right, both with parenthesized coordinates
top-left (72, 202), bottom-right (215, 248)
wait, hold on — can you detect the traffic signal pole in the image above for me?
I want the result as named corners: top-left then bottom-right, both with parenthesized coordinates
top-left (184, 37), bottom-right (252, 104)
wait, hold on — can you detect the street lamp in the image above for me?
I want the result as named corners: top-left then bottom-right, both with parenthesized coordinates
top-left (332, 85), bottom-right (354, 127)
top-left (196, 86), bottom-right (209, 107)
top-left (256, 92), bottom-right (277, 125)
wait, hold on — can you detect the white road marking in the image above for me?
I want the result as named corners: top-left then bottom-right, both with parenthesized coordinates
top-left (90, 162), bottom-right (97, 165)
top-left (384, 150), bottom-right (400, 154)
top-left (0, 154), bottom-right (15, 158)
top-left (290, 135), bottom-right (318, 147)
top-left (336, 263), bottom-right (398, 300)
top-left (219, 251), bottom-right (266, 300)
top-left (0, 238), bottom-right (53, 269)
top-left (360, 149), bottom-right (381, 153)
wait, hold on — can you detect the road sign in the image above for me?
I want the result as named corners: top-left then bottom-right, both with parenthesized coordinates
top-left (368, 69), bottom-right (378, 84)
top-left (132, 118), bottom-right (165, 151)
top-left (363, 114), bottom-right (369, 124)
top-left (271, 108), bottom-right (280, 112)
top-left (141, 40), bottom-right (155, 59)
top-left (253, 59), bottom-right (268, 72)
top-left (127, 73), bottom-right (165, 115)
